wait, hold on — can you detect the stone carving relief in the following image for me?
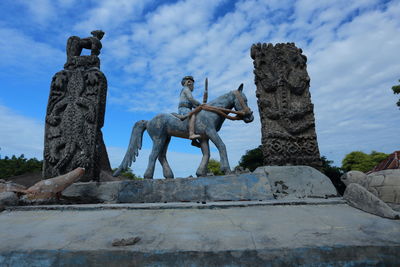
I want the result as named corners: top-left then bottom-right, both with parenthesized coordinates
top-left (251, 42), bottom-right (321, 167)
top-left (43, 30), bottom-right (110, 181)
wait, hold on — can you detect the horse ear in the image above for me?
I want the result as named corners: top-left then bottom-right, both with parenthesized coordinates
top-left (238, 83), bottom-right (243, 92)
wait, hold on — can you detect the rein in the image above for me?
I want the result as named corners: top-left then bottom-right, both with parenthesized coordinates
top-left (184, 90), bottom-right (251, 121)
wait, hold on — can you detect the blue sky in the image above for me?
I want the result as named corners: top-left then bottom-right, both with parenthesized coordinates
top-left (0, 0), bottom-right (399, 178)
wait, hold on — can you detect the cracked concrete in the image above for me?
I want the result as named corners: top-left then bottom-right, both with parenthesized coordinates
top-left (1, 200), bottom-right (399, 266)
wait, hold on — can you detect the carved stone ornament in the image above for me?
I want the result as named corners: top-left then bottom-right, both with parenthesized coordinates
top-left (43, 30), bottom-right (111, 181)
top-left (251, 42), bottom-right (321, 168)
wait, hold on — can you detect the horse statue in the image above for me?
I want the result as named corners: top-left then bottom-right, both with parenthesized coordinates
top-left (113, 84), bottom-right (254, 179)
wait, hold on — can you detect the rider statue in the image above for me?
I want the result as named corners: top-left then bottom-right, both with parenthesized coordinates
top-left (177, 76), bottom-right (202, 144)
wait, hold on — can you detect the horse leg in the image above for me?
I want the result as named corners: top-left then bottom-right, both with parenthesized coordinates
top-left (158, 136), bottom-right (174, 179)
top-left (196, 139), bottom-right (210, 177)
top-left (206, 129), bottom-right (231, 174)
top-left (144, 137), bottom-right (165, 179)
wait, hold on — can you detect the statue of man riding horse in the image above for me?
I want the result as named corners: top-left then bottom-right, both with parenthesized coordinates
top-left (113, 76), bottom-right (254, 179)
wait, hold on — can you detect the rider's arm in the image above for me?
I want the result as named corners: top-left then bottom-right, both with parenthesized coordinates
top-left (184, 88), bottom-right (201, 107)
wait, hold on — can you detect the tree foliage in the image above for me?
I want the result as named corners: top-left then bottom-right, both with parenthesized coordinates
top-left (342, 150), bottom-right (389, 173)
top-left (392, 79), bottom-right (400, 108)
top-left (237, 146), bottom-right (264, 172)
top-left (320, 156), bottom-right (345, 195)
top-left (0, 154), bottom-right (43, 179)
top-left (112, 167), bottom-right (141, 180)
top-left (207, 158), bottom-right (223, 175)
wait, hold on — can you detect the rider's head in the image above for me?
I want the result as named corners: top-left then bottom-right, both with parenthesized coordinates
top-left (181, 76), bottom-right (194, 90)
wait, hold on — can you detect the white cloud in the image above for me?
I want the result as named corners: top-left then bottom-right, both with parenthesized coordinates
top-left (2, 0), bottom-right (399, 176)
top-left (17, 0), bottom-right (56, 25)
top-left (0, 105), bottom-right (44, 159)
top-left (0, 27), bottom-right (64, 76)
top-left (73, 0), bottom-right (152, 33)
top-left (56, 0), bottom-right (76, 8)
top-left (103, 0), bottom-right (400, 170)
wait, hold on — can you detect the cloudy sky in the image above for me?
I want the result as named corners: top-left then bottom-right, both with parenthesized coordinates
top-left (0, 0), bottom-right (399, 178)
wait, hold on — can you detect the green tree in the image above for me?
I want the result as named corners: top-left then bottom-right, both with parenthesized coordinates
top-left (370, 151), bottom-right (390, 166)
top-left (111, 167), bottom-right (141, 180)
top-left (237, 146), bottom-right (264, 172)
top-left (320, 156), bottom-right (345, 195)
top-left (0, 154), bottom-right (43, 179)
top-left (392, 79), bottom-right (400, 108)
top-left (207, 158), bottom-right (223, 175)
top-left (342, 150), bottom-right (389, 173)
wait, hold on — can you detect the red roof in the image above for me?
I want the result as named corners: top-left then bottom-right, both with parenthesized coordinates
top-left (367, 151), bottom-right (400, 174)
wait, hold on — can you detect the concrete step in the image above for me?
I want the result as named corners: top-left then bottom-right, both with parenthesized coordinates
top-left (1, 199), bottom-right (399, 266)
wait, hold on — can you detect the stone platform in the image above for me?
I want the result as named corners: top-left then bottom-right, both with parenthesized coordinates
top-left (1, 199), bottom-right (399, 266)
top-left (1, 166), bottom-right (399, 266)
top-left (62, 166), bottom-right (338, 203)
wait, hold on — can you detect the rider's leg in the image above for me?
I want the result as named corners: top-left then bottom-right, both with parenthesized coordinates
top-left (189, 114), bottom-right (201, 140)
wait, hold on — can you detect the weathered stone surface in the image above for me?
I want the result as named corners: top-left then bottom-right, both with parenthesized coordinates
top-left (340, 170), bottom-right (367, 186)
top-left (369, 169), bottom-right (400, 204)
top-left (254, 165), bottom-right (337, 199)
top-left (0, 192), bottom-right (19, 206)
top-left (390, 203), bottom-right (400, 212)
top-left (63, 166), bottom-right (335, 203)
top-left (25, 167), bottom-right (85, 200)
top-left (344, 183), bottom-right (399, 219)
top-left (0, 201), bottom-right (399, 266)
top-left (62, 180), bottom-right (120, 203)
top-left (251, 42), bottom-right (321, 168)
top-left (65, 30), bottom-right (104, 70)
top-left (0, 181), bottom-right (27, 193)
top-left (43, 31), bottom-right (111, 182)
top-left (63, 172), bottom-right (273, 203)
top-left (342, 169), bottom-right (400, 204)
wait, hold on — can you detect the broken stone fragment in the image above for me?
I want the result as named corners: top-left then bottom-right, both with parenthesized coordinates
top-left (25, 167), bottom-right (85, 200)
top-left (0, 181), bottom-right (27, 194)
top-left (0, 192), bottom-right (19, 207)
top-left (112, 236), bottom-right (141, 247)
top-left (340, 171), bottom-right (367, 187)
top-left (343, 183), bottom-right (399, 220)
top-left (341, 169), bottom-right (400, 204)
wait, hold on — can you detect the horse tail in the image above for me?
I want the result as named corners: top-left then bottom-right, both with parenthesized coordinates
top-left (113, 120), bottom-right (147, 177)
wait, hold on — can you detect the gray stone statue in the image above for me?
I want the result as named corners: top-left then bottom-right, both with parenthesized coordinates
top-left (251, 42), bottom-right (321, 168)
top-left (113, 83), bottom-right (254, 179)
top-left (66, 30), bottom-right (104, 60)
top-left (43, 30), bottom-right (111, 181)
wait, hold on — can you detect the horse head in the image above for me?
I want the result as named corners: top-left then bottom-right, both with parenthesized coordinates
top-left (233, 84), bottom-right (254, 123)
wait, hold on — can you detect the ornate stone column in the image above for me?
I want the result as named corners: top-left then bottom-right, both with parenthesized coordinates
top-left (251, 42), bottom-right (321, 168)
top-left (43, 30), bottom-right (111, 181)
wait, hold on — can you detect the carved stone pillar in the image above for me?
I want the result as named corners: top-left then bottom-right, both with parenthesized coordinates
top-left (43, 31), bottom-right (111, 181)
top-left (251, 42), bottom-right (321, 168)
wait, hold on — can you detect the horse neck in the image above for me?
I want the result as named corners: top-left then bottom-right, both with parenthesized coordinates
top-left (207, 91), bottom-right (235, 109)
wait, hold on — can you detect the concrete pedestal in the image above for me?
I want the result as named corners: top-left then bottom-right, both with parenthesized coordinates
top-left (1, 199), bottom-right (399, 266)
